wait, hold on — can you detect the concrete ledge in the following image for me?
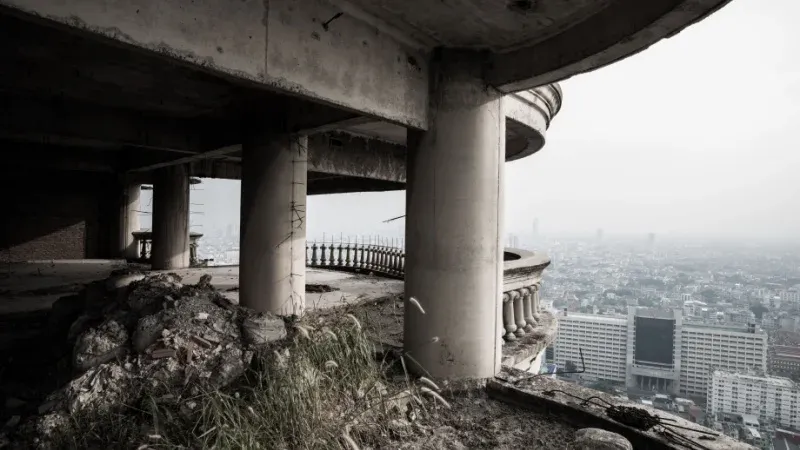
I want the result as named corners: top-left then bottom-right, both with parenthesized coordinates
top-left (501, 310), bottom-right (557, 368)
top-left (502, 248), bottom-right (550, 292)
top-left (488, 368), bottom-right (756, 450)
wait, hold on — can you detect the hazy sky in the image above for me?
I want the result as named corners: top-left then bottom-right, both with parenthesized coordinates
top-left (144, 0), bottom-right (800, 242)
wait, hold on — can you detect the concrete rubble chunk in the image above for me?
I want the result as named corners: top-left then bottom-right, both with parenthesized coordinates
top-left (573, 428), bottom-right (633, 450)
top-left (19, 272), bottom-right (290, 448)
top-left (73, 319), bottom-right (128, 372)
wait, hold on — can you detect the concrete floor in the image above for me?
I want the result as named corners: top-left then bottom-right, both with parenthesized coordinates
top-left (0, 260), bottom-right (128, 314)
top-left (0, 262), bottom-right (403, 315)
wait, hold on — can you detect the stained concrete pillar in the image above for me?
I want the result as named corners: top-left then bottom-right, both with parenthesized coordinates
top-left (117, 183), bottom-right (141, 259)
top-left (151, 165), bottom-right (190, 270)
top-left (403, 49), bottom-right (505, 379)
top-left (240, 133), bottom-right (307, 316)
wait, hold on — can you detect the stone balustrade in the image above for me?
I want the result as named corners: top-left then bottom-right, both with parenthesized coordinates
top-left (131, 231), bottom-right (204, 266)
top-left (305, 238), bottom-right (405, 279)
top-left (306, 238), bottom-right (551, 343)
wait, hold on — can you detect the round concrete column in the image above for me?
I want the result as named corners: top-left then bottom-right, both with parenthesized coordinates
top-left (151, 165), bottom-right (190, 270)
top-left (240, 133), bottom-right (307, 316)
top-left (404, 50), bottom-right (505, 379)
top-left (118, 183), bottom-right (141, 259)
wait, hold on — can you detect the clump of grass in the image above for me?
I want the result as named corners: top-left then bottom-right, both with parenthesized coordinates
top-left (187, 317), bottom-right (387, 449)
top-left (39, 306), bottom-right (445, 450)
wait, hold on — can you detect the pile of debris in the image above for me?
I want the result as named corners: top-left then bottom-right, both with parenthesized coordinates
top-left (6, 271), bottom-right (287, 448)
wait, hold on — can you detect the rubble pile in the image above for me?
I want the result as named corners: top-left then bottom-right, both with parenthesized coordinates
top-left (11, 271), bottom-right (287, 448)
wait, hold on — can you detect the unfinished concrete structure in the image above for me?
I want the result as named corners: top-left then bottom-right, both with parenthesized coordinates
top-left (0, 0), bottom-right (732, 379)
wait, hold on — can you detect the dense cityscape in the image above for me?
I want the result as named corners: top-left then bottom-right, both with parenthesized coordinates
top-left (197, 228), bottom-right (800, 449)
top-left (528, 233), bottom-right (800, 450)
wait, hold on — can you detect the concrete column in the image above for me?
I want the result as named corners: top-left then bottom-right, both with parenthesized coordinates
top-left (118, 183), bottom-right (141, 259)
top-left (404, 49), bottom-right (505, 379)
top-left (151, 165), bottom-right (190, 270)
top-left (240, 133), bottom-right (307, 316)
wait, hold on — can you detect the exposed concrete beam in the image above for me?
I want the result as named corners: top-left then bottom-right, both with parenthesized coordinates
top-left (128, 145), bottom-right (241, 173)
top-left (308, 132), bottom-right (406, 183)
top-left (0, 0), bottom-right (430, 129)
top-left (487, 0), bottom-right (731, 92)
top-left (0, 94), bottom-right (222, 154)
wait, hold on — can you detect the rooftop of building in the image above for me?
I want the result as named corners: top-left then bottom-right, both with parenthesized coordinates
top-left (711, 370), bottom-right (796, 388)
top-left (556, 311), bottom-right (627, 325)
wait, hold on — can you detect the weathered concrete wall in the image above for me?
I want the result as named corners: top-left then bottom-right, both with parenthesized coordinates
top-left (264, 0), bottom-right (429, 129)
top-left (307, 132), bottom-right (406, 182)
top-left (0, 0), bottom-right (429, 129)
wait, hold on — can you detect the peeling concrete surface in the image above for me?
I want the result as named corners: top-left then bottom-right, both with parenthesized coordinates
top-left (263, 0), bottom-right (429, 129)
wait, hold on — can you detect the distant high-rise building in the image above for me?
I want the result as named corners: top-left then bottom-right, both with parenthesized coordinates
top-left (596, 228), bottom-right (604, 241)
top-left (647, 232), bottom-right (656, 245)
top-left (552, 308), bottom-right (768, 398)
top-left (532, 218), bottom-right (539, 237)
top-left (708, 370), bottom-right (800, 431)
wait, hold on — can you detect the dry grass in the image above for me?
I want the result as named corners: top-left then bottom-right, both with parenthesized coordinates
top-left (48, 309), bottom-right (433, 450)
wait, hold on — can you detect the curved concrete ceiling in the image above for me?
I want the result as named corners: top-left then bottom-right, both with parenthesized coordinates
top-left (337, 83), bottom-right (562, 162)
top-left (334, 0), bottom-right (732, 92)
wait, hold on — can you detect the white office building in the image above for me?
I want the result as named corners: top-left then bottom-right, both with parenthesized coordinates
top-left (552, 308), bottom-right (768, 399)
top-left (708, 370), bottom-right (800, 430)
top-left (680, 324), bottom-right (768, 398)
top-left (553, 312), bottom-right (628, 383)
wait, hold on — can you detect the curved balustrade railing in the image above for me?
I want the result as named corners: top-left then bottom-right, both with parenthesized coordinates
top-left (306, 238), bottom-right (405, 279)
top-left (306, 239), bottom-right (550, 342)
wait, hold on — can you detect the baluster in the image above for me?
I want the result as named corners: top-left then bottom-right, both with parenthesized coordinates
top-left (389, 247), bottom-right (397, 275)
top-left (391, 239), bottom-right (399, 275)
top-left (399, 251), bottom-right (405, 277)
top-left (311, 242), bottom-right (319, 265)
top-left (513, 290), bottom-right (526, 337)
top-left (345, 239), bottom-right (353, 267)
top-left (522, 287), bottom-right (536, 330)
top-left (320, 241), bottom-right (327, 266)
top-left (305, 242), bottom-right (310, 265)
top-left (378, 240), bottom-right (386, 273)
top-left (328, 238), bottom-right (335, 266)
top-left (502, 293), bottom-right (517, 341)
top-left (532, 284), bottom-right (542, 320)
top-left (337, 240), bottom-right (344, 267)
top-left (382, 240), bottom-right (389, 273)
top-left (367, 238), bottom-right (375, 270)
top-left (140, 239), bottom-right (147, 260)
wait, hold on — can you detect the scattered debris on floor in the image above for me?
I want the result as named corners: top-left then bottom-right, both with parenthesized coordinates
top-left (3, 271), bottom-right (286, 449)
top-left (306, 283), bottom-right (336, 293)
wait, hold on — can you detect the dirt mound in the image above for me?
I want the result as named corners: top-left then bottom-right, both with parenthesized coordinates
top-left (5, 272), bottom-right (287, 449)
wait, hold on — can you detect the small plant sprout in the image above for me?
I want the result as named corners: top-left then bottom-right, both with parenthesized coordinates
top-left (346, 313), bottom-right (362, 330)
top-left (295, 324), bottom-right (311, 340)
top-left (418, 377), bottom-right (440, 392)
top-left (420, 386), bottom-right (451, 409)
top-left (408, 296), bottom-right (425, 314)
top-left (323, 327), bottom-right (338, 340)
top-left (342, 425), bottom-right (360, 450)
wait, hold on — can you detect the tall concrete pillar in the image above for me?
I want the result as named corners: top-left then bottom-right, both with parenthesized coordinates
top-left (403, 49), bottom-right (505, 379)
top-left (151, 165), bottom-right (190, 270)
top-left (240, 133), bottom-right (307, 316)
top-left (118, 183), bottom-right (141, 259)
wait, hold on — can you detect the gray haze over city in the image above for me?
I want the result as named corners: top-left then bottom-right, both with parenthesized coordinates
top-left (140, 0), bottom-right (800, 244)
